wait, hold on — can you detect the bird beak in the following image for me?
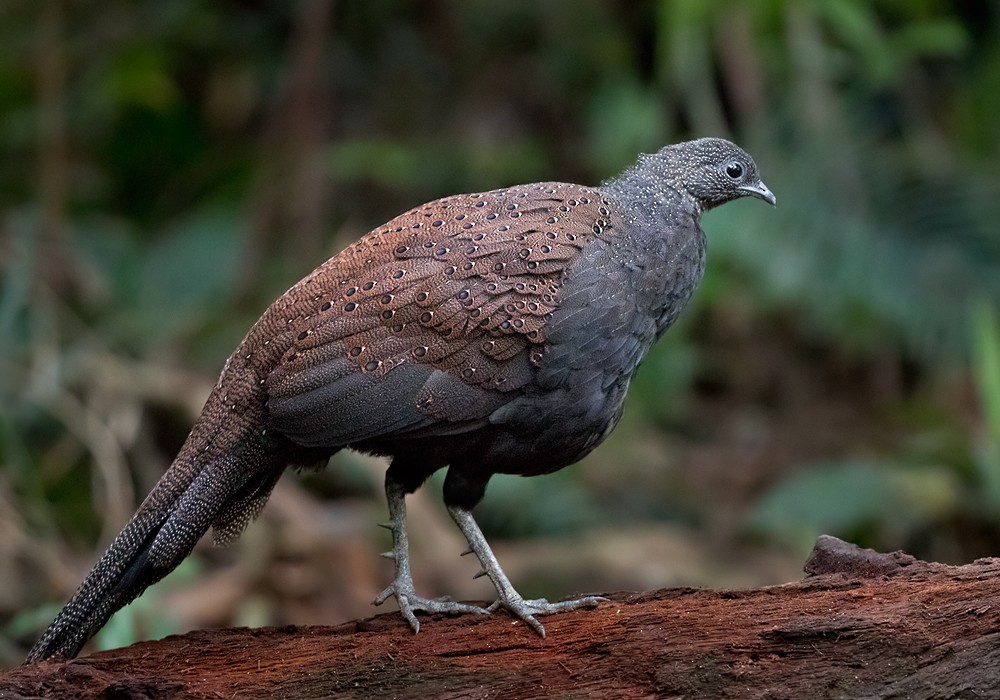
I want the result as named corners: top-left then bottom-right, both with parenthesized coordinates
top-left (740, 180), bottom-right (776, 206)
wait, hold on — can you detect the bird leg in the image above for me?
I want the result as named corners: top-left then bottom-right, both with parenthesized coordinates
top-left (446, 504), bottom-right (606, 637)
top-left (373, 476), bottom-right (488, 631)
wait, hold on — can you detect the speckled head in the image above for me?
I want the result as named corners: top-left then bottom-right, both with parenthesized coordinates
top-left (659, 137), bottom-right (775, 211)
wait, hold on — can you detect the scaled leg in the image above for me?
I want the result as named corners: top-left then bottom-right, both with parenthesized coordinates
top-left (447, 504), bottom-right (605, 637)
top-left (372, 475), bottom-right (488, 631)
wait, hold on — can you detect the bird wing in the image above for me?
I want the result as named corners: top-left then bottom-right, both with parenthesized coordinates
top-left (263, 183), bottom-right (608, 448)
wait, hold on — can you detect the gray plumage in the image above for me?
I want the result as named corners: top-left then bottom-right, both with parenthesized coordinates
top-left (26, 137), bottom-right (774, 663)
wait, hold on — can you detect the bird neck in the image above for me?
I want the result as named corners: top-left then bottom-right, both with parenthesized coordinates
top-left (600, 155), bottom-right (701, 224)
top-left (596, 163), bottom-right (707, 341)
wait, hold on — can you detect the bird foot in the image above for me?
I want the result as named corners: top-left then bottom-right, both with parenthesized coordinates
top-left (486, 594), bottom-right (607, 636)
top-left (373, 580), bottom-right (488, 633)
top-left (447, 501), bottom-right (606, 637)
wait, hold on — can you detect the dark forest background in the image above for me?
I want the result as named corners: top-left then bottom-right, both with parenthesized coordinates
top-left (3, 0), bottom-right (1000, 666)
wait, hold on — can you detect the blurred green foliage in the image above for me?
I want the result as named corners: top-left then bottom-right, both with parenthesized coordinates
top-left (970, 303), bottom-right (1000, 513)
top-left (3, 0), bottom-right (1000, 664)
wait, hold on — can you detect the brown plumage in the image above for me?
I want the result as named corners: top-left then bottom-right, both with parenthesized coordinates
top-left (27, 138), bottom-right (774, 662)
top-left (266, 183), bottom-right (599, 437)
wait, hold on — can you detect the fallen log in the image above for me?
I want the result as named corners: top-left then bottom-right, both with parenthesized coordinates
top-left (3, 536), bottom-right (999, 699)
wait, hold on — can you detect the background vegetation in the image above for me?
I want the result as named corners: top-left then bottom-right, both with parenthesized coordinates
top-left (3, 0), bottom-right (1000, 666)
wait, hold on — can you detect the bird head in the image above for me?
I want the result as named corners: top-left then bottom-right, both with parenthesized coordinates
top-left (659, 137), bottom-right (776, 211)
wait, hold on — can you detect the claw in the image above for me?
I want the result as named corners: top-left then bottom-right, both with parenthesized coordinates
top-left (376, 475), bottom-right (492, 632)
top-left (375, 579), bottom-right (489, 632)
top-left (521, 612), bottom-right (545, 637)
top-left (377, 475), bottom-right (601, 637)
top-left (447, 504), bottom-right (605, 637)
top-left (394, 594), bottom-right (422, 633)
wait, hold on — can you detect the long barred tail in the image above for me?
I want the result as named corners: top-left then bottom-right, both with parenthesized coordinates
top-left (25, 445), bottom-right (283, 663)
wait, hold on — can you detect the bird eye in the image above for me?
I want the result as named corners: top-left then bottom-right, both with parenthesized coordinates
top-left (725, 162), bottom-right (744, 179)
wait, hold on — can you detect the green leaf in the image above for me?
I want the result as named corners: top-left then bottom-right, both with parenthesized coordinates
top-left (971, 301), bottom-right (1000, 509)
top-left (97, 45), bottom-right (180, 113)
top-left (972, 301), bottom-right (1000, 448)
top-left (585, 79), bottom-right (668, 174)
top-left (748, 461), bottom-right (959, 551)
top-left (134, 209), bottom-right (244, 343)
top-left (891, 20), bottom-right (968, 61)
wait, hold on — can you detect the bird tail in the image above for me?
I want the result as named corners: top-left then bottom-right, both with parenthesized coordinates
top-left (25, 437), bottom-right (286, 664)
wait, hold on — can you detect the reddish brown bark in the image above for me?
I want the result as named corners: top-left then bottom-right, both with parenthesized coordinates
top-left (3, 536), bottom-right (999, 699)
